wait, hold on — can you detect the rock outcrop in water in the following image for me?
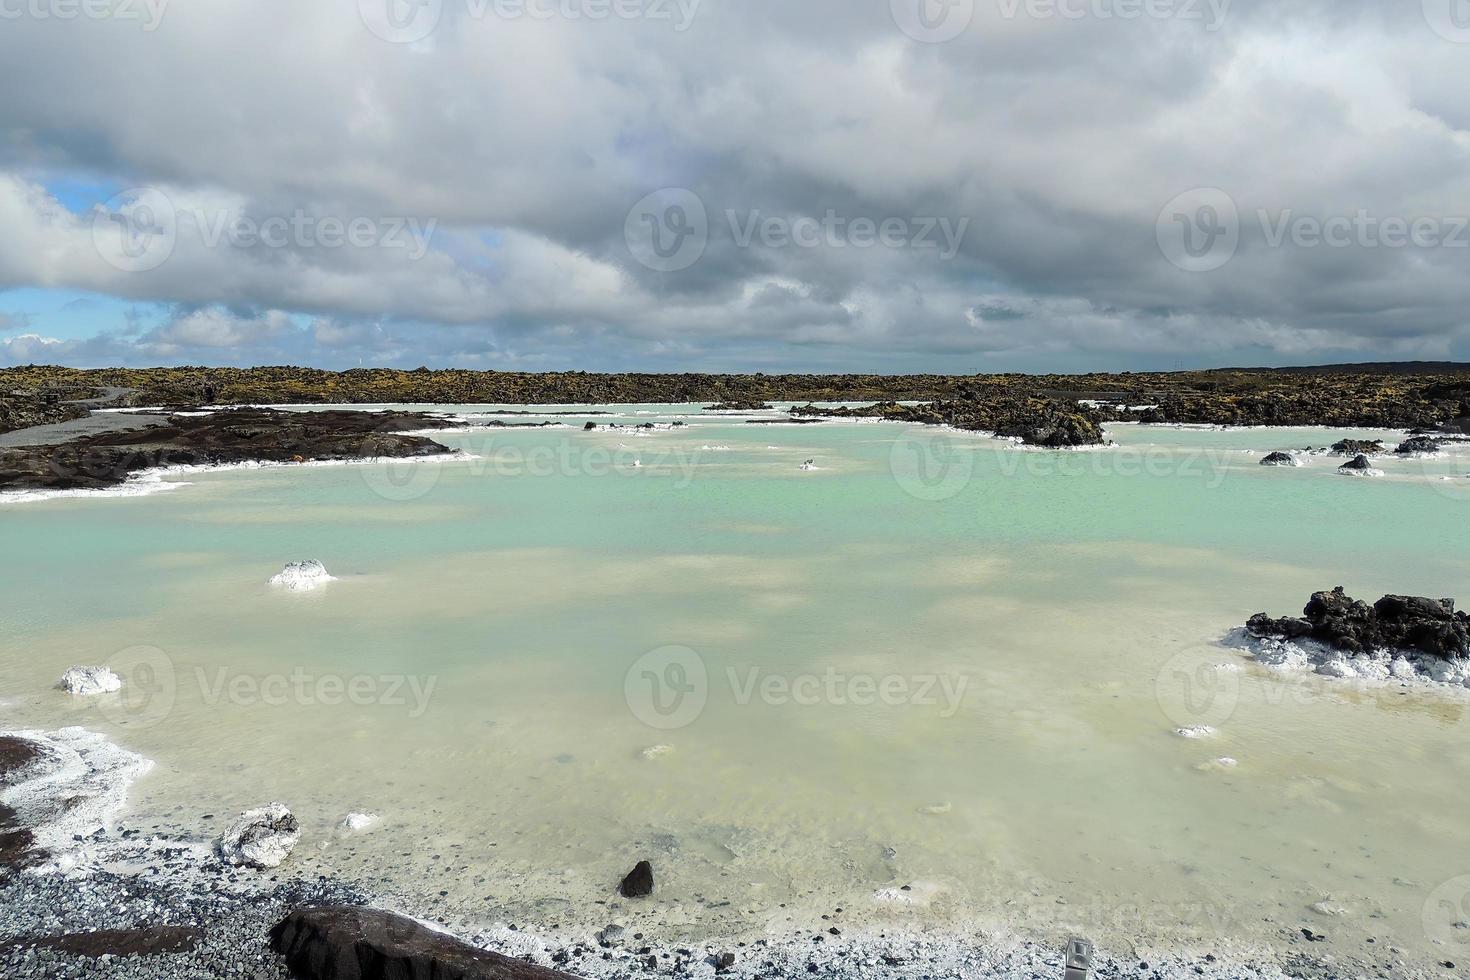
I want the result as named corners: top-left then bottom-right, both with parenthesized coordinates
top-left (1331, 439), bottom-right (1384, 456)
top-left (1247, 587), bottom-right (1470, 661)
top-left (1337, 454), bottom-right (1380, 476)
top-left (791, 397), bottom-right (1106, 447)
top-left (270, 906), bottom-right (579, 980)
top-left (269, 560), bottom-right (335, 592)
top-left (704, 400), bottom-right (773, 411)
top-left (1396, 436), bottom-right (1442, 455)
top-left (1260, 452), bottom-right (1299, 466)
top-left (57, 666), bottom-right (122, 696)
top-left (0, 407), bottom-right (456, 493)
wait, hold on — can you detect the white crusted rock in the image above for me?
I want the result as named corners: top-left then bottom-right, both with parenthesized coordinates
top-left (216, 803), bottom-right (300, 869)
top-left (57, 666), bottom-right (122, 696)
top-left (268, 560), bottom-right (334, 592)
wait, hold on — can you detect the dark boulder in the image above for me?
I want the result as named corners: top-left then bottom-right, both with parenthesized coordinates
top-left (1396, 436), bottom-right (1442, 455)
top-left (1246, 613), bottom-right (1312, 639)
top-left (1331, 439), bottom-right (1383, 455)
top-left (1338, 454), bottom-right (1374, 471)
top-left (1260, 452), bottom-right (1297, 466)
top-left (619, 860), bottom-right (655, 897)
top-left (270, 906), bottom-right (580, 980)
top-left (1247, 586), bottom-right (1470, 660)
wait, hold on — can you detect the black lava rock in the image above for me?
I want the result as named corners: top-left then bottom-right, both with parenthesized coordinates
top-left (620, 860), bottom-right (655, 898)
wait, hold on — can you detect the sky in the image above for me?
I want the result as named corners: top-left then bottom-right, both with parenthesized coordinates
top-left (1, 0), bottom-right (1469, 373)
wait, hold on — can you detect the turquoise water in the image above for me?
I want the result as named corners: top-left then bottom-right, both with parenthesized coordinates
top-left (3, 406), bottom-right (1469, 963)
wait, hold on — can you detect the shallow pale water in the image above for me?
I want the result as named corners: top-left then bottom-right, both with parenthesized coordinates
top-left (3, 406), bottom-right (1470, 964)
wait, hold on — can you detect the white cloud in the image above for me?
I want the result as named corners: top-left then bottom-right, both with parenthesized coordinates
top-left (1, 1), bottom-right (1468, 369)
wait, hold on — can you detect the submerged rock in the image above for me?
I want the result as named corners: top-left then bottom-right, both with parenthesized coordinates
top-left (56, 665), bottom-right (122, 696)
top-left (1338, 454), bottom-right (1381, 476)
top-left (1247, 587), bottom-right (1470, 661)
top-left (271, 906), bottom-right (578, 980)
top-left (619, 860), bottom-right (655, 897)
top-left (1260, 451), bottom-right (1300, 466)
top-left (340, 812), bottom-right (380, 832)
top-left (216, 803), bottom-right (300, 869)
top-left (269, 560), bottom-right (334, 592)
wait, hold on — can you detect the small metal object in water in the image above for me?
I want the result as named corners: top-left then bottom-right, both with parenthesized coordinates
top-left (1064, 937), bottom-right (1093, 980)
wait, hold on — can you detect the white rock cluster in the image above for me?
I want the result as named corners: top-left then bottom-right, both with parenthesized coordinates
top-left (57, 666), bottom-right (122, 696)
top-left (268, 560), bottom-right (335, 592)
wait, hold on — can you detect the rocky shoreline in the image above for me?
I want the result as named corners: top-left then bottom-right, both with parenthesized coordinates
top-left (4, 363), bottom-right (1470, 440)
top-left (0, 407), bottom-right (460, 493)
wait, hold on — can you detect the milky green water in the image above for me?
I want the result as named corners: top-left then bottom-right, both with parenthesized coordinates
top-left (3, 406), bottom-right (1470, 964)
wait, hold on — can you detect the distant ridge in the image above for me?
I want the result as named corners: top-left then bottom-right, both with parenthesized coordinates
top-left (1208, 361), bottom-right (1470, 376)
